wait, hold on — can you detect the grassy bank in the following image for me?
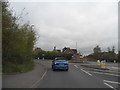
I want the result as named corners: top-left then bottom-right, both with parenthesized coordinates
top-left (3, 60), bottom-right (35, 74)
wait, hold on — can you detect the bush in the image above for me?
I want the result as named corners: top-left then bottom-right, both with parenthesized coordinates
top-left (3, 61), bottom-right (35, 73)
top-left (2, 2), bottom-right (36, 73)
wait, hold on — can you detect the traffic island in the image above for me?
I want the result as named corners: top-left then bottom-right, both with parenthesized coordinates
top-left (69, 60), bottom-right (89, 64)
top-left (81, 64), bottom-right (109, 70)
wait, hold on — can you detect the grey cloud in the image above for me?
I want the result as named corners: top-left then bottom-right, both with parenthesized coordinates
top-left (10, 2), bottom-right (118, 55)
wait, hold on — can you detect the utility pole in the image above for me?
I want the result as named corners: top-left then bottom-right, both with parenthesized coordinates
top-left (76, 41), bottom-right (77, 53)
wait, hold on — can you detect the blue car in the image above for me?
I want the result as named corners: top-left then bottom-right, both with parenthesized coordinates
top-left (52, 57), bottom-right (69, 71)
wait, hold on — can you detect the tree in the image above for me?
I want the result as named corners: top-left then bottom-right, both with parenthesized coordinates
top-left (2, 2), bottom-right (36, 73)
top-left (112, 46), bottom-right (115, 53)
top-left (107, 47), bottom-right (111, 53)
top-left (93, 45), bottom-right (101, 53)
top-left (93, 45), bottom-right (101, 59)
top-left (118, 51), bottom-right (120, 63)
top-left (107, 46), bottom-right (116, 62)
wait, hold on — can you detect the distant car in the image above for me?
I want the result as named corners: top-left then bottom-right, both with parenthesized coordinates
top-left (52, 57), bottom-right (69, 71)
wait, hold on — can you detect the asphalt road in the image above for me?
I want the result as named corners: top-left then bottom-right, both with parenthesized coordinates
top-left (34, 60), bottom-right (119, 89)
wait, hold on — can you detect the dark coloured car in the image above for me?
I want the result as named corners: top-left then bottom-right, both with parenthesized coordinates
top-left (52, 57), bottom-right (69, 71)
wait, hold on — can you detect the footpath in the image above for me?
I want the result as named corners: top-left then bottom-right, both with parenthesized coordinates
top-left (2, 60), bottom-right (46, 88)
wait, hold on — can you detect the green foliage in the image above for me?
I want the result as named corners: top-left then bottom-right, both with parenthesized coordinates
top-left (2, 2), bottom-right (36, 73)
top-left (93, 45), bottom-right (101, 53)
top-left (93, 45), bottom-right (102, 59)
top-left (34, 49), bottom-right (72, 60)
top-left (118, 51), bottom-right (120, 63)
top-left (3, 61), bottom-right (34, 73)
top-left (92, 45), bottom-right (118, 62)
top-left (61, 53), bottom-right (72, 60)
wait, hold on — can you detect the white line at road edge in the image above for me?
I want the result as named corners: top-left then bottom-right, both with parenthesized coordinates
top-left (89, 71), bottom-right (120, 77)
top-left (81, 69), bottom-right (92, 76)
top-left (104, 83), bottom-right (117, 90)
top-left (74, 65), bottom-right (78, 68)
top-left (104, 80), bottom-right (120, 85)
top-left (31, 71), bottom-right (47, 88)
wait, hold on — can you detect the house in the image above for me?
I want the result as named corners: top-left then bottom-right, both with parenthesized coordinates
top-left (63, 47), bottom-right (73, 54)
top-left (62, 47), bottom-right (68, 52)
top-left (62, 47), bottom-right (77, 54)
top-left (71, 49), bottom-right (77, 54)
top-left (62, 47), bottom-right (82, 60)
top-left (53, 46), bottom-right (61, 53)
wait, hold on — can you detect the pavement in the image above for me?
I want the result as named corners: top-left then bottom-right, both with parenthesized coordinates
top-left (2, 60), bottom-right (47, 88)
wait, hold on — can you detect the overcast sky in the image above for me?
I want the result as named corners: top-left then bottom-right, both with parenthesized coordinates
top-left (9, 1), bottom-right (118, 55)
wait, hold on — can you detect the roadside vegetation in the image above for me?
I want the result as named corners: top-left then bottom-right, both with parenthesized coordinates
top-left (86, 45), bottom-right (119, 63)
top-left (33, 48), bottom-right (72, 60)
top-left (34, 45), bottom-right (119, 63)
top-left (2, 2), bottom-right (36, 73)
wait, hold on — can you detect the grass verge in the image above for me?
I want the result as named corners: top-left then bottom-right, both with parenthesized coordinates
top-left (2, 60), bottom-right (35, 74)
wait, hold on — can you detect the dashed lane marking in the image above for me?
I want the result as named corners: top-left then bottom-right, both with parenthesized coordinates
top-left (74, 65), bottom-right (78, 68)
top-left (104, 83), bottom-right (117, 90)
top-left (81, 69), bottom-right (92, 76)
top-left (104, 80), bottom-right (120, 85)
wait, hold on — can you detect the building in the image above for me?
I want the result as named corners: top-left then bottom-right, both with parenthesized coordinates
top-left (72, 53), bottom-right (81, 60)
top-left (62, 47), bottom-right (82, 60)
top-left (71, 49), bottom-right (77, 54)
top-left (62, 47), bottom-right (77, 54)
top-left (53, 46), bottom-right (61, 53)
top-left (63, 47), bottom-right (73, 54)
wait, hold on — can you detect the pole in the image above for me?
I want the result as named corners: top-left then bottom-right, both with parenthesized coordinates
top-left (76, 41), bottom-right (77, 53)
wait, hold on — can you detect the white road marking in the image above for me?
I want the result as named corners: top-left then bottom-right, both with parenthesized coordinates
top-left (104, 83), bottom-right (117, 90)
top-left (104, 80), bottom-right (120, 85)
top-left (89, 71), bottom-right (120, 77)
top-left (81, 69), bottom-right (92, 76)
top-left (31, 71), bottom-right (47, 88)
top-left (74, 65), bottom-right (78, 68)
top-left (93, 69), bottom-right (120, 74)
top-left (111, 67), bottom-right (119, 69)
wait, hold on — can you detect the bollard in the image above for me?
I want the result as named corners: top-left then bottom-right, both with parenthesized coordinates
top-left (38, 57), bottom-right (39, 60)
top-left (96, 62), bottom-right (101, 65)
top-left (101, 61), bottom-right (106, 68)
top-left (96, 60), bottom-right (101, 66)
top-left (101, 63), bottom-right (105, 68)
top-left (114, 60), bottom-right (116, 63)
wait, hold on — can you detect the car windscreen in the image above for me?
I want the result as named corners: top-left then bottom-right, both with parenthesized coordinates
top-left (55, 57), bottom-right (65, 60)
top-left (56, 60), bottom-right (66, 62)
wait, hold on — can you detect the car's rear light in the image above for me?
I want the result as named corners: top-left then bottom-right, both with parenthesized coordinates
top-left (53, 63), bottom-right (56, 65)
top-left (53, 63), bottom-right (59, 65)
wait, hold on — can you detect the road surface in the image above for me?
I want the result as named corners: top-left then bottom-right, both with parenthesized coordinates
top-left (34, 60), bottom-right (119, 89)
